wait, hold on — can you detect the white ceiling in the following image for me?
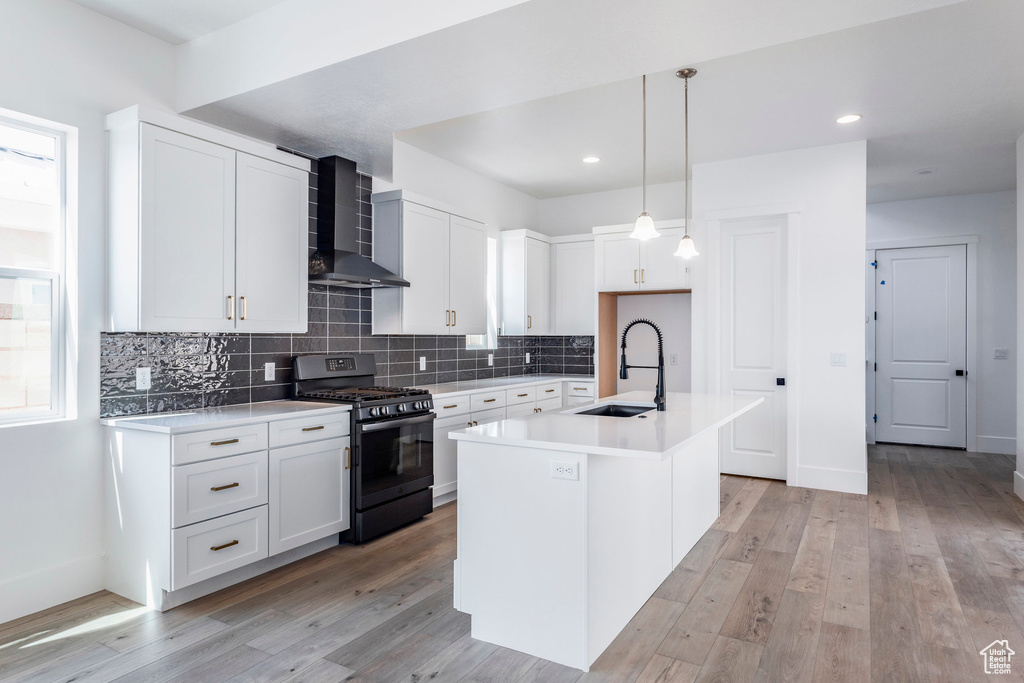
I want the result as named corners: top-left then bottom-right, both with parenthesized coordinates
top-left (68, 0), bottom-right (290, 44)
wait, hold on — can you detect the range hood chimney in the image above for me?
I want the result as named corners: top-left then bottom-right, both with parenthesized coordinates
top-left (309, 156), bottom-right (409, 288)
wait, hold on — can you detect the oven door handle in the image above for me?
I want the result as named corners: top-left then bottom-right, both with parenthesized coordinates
top-left (358, 413), bottom-right (436, 433)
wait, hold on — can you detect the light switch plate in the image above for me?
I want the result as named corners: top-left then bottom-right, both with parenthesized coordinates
top-left (995, 348), bottom-right (1009, 360)
top-left (830, 353), bottom-right (847, 367)
top-left (525, 352), bottom-right (531, 364)
top-left (669, 354), bottom-right (678, 366)
top-left (135, 367), bottom-right (151, 391)
top-left (419, 356), bottom-right (426, 371)
top-left (487, 353), bottom-right (494, 366)
top-left (264, 362), bottom-right (275, 381)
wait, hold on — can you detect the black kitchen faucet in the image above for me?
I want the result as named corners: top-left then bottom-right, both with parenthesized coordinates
top-left (619, 318), bottom-right (666, 411)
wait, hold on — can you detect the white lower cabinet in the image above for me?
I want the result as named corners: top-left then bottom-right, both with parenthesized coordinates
top-left (172, 506), bottom-right (269, 590)
top-left (269, 438), bottom-right (350, 555)
top-left (536, 397), bottom-right (562, 412)
top-left (172, 451), bottom-right (269, 528)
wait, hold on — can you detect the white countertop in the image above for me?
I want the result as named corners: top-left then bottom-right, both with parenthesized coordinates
top-left (100, 400), bottom-right (349, 434)
top-left (449, 391), bottom-right (763, 460)
top-left (413, 374), bottom-right (594, 398)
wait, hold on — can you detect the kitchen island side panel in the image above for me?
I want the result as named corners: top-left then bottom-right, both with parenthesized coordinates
top-left (672, 428), bottom-right (721, 566)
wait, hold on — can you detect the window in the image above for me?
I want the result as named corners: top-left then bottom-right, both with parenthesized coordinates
top-left (0, 114), bottom-right (65, 425)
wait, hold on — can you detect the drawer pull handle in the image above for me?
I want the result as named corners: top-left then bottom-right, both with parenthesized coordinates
top-left (443, 404), bottom-right (459, 409)
top-left (344, 446), bottom-right (351, 470)
top-left (301, 425), bottom-right (325, 432)
top-left (545, 389), bottom-right (555, 393)
top-left (473, 421), bottom-right (478, 426)
top-left (210, 540), bottom-right (239, 552)
top-left (517, 393), bottom-right (529, 398)
top-left (573, 387), bottom-right (588, 391)
top-left (210, 482), bottom-right (239, 492)
top-left (483, 398), bottom-right (497, 403)
top-left (211, 439), bottom-right (239, 446)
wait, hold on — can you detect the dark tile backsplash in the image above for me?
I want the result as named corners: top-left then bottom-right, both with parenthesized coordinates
top-left (100, 163), bottom-right (593, 418)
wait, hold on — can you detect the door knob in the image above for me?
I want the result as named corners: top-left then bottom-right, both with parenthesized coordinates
top-left (776, 378), bottom-right (786, 386)
top-left (956, 369), bottom-right (967, 377)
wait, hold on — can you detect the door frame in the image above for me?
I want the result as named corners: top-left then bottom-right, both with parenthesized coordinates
top-left (865, 235), bottom-right (978, 450)
top-left (695, 203), bottom-right (802, 486)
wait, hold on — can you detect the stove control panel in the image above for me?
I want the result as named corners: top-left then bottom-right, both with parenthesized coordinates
top-left (325, 357), bottom-right (356, 372)
top-left (357, 398), bottom-right (433, 422)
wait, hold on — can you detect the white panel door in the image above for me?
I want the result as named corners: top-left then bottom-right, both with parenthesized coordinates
top-left (641, 229), bottom-right (689, 290)
top-left (139, 124), bottom-right (235, 331)
top-left (235, 153), bottom-right (309, 333)
top-left (269, 437), bottom-right (350, 555)
top-left (526, 237), bottom-right (551, 334)
top-left (401, 203), bottom-right (450, 334)
top-left (448, 215), bottom-right (488, 334)
top-left (875, 245), bottom-right (967, 447)
top-left (720, 217), bottom-right (787, 480)
top-left (599, 235), bottom-right (640, 291)
top-left (553, 241), bottom-right (595, 334)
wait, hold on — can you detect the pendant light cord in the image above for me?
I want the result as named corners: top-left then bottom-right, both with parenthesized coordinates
top-left (684, 74), bottom-right (690, 237)
top-left (642, 74), bottom-right (647, 213)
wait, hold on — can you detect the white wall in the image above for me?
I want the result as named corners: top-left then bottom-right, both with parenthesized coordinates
top-left (1017, 133), bottom-right (1024, 497)
top-left (0, 0), bottom-right (175, 623)
top-left (615, 294), bottom-right (691, 395)
top-left (868, 192), bottom-right (1017, 455)
top-left (538, 180), bottom-right (687, 236)
top-left (375, 140), bottom-right (539, 231)
top-left (691, 141), bottom-right (867, 494)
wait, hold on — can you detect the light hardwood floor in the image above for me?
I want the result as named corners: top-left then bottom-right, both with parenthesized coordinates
top-left (3, 444), bottom-right (1024, 682)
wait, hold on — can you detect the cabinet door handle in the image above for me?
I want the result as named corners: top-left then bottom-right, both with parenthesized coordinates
top-left (472, 420), bottom-right (478, 426)
top-left (240, 296), bottom-right (247, 320)
top-left (641, 269), bottom-right (645, 283)
top-left (528, 315), bottom-right (532, 329)
top-left (210, 438), bottom-right (239, 446)
top-left (446, 310), bottom-right (450, 326)
top-left (443, 404), bottom-right (459, 409)
top-left (344, 446), bottom-right (351, 470)
top-left (483, 398), bottom-right (497, 403)
top-left (210, 540), bottom-right (239, 552)
top-left (227, 295), bottom-right (234, 320)
top-left (452, 310), bottom-right (456, 327)
top-left (210, 482), bottom-right (239, 492)
top-left (467, 421), bottom-right (473, 427)
top-left (634, 269), bottom-right (638, 283)
top-left (301, 425), bottom-right (325, 432)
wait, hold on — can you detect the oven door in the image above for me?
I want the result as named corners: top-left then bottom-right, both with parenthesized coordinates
top-left (354, 412), bottom-right (435, 510)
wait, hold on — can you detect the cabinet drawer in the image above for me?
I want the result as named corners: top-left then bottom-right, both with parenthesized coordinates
top-left (172, 424), bottom-right (269, 465)
top-left (536, 382), bottom-right (562, 400)
top-left (567, 382), bottom-right (595, 397)
top-left (506, 402), bottom-right (537, 419)
top-left (171, 506), bottom-right (269, 590)
top-left (470, 391), bottom-right (506, 412)
top-left (172, 451), bottom-right (268, 528)
top-left (434, 395), bottom-right (470, 417)
top-left (536, 397), bottom-right (563, 413)
top-left (269, 413), bottom-right (349, 448)
top-left (506, 387), bottom-right (537, 405)
top-left (470, 407), bottom-right (506, 425)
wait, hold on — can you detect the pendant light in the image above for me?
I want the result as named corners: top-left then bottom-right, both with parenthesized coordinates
top-left (674, 68), bottom-right (700, 259)
top-left (630, 74), bottom-right (660, 240)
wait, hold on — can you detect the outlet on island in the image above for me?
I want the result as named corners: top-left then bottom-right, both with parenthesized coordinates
top-left (551, 461), bottom-right (579, 480)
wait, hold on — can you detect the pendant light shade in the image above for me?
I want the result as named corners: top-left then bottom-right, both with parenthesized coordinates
top-left (631, 212), bottom-right (659, 240)
top-left (675, 67), bottom-right (699, 258)
top-left (632, 74), bottom-right (660, 240)
top-left (673, 234), bottom-right (699, 258)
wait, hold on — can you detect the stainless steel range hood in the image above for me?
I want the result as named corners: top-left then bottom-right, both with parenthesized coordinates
top-left (309, 156), bottom-right (409, 288)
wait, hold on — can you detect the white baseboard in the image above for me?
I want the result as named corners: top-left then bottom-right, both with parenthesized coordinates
top-left (795, 465), bottom-right (867, 495)
top-left (1014, 471), bottom-right (1024, 501)
top-left (0, 552), bottom-right (105, 624)
top-left (975, 435), bottom-right (1016, 456)
top-left (433, 489), bottom-right (457, 508)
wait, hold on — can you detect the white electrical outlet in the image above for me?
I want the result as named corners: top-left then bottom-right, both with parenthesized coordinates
top-left (995, 348), bottom-right (1009, 360)
top-left (264, 362), bottom-right (275, 381)
top-left (830, 353), bottom-right (847, 367)
top-left (669, 354), bottom-right (678, 366)
top-left (551, 461), bottom-right (579, 480)
top-left (135, 367), bottom-right (151, 391)
top-left (419, 356), bottom-right (427, 371)
top-left (487, 353), bottom-right (494, 366)
top-left (525, 352), bottom-right (531, 364)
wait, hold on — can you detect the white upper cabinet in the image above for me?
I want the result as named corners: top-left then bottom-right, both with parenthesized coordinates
top-left (552, 238), bottom-right (595, 335)
top-left (372, 191), bottom-right (487, 335)
top-left (106, 106), bottom-right (311, 333)
top-left (235, 153), bottom-right (310, 332)
top-left (501, 231), bottom-right (551, 335)
top-left (595, 224), bottom-right (690, 292)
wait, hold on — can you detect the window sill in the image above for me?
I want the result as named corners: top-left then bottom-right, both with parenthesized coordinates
top-left (0, 414), bottom-right (71, 430)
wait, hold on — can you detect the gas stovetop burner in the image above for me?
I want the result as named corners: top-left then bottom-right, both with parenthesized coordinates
top-left (301, 386), bottom-right (430, 403)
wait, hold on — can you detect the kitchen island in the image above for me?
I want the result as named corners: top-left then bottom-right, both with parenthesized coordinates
top-left (450, 391), bottom-right (763, 671)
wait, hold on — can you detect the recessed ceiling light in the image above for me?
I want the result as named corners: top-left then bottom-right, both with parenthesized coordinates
top-left (582, 156), bottom-right (600, 163)
top-left (916, 168), bottom-right (936, 175)
top-left (836, 114), bottom-right (862, 124)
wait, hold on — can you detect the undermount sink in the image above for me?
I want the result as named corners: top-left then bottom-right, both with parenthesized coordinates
top-left (574, 404), bottom-right (654, 418)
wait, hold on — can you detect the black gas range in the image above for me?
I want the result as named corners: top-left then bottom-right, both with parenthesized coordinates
top-left (293, 354), bottom-right (435, 543)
